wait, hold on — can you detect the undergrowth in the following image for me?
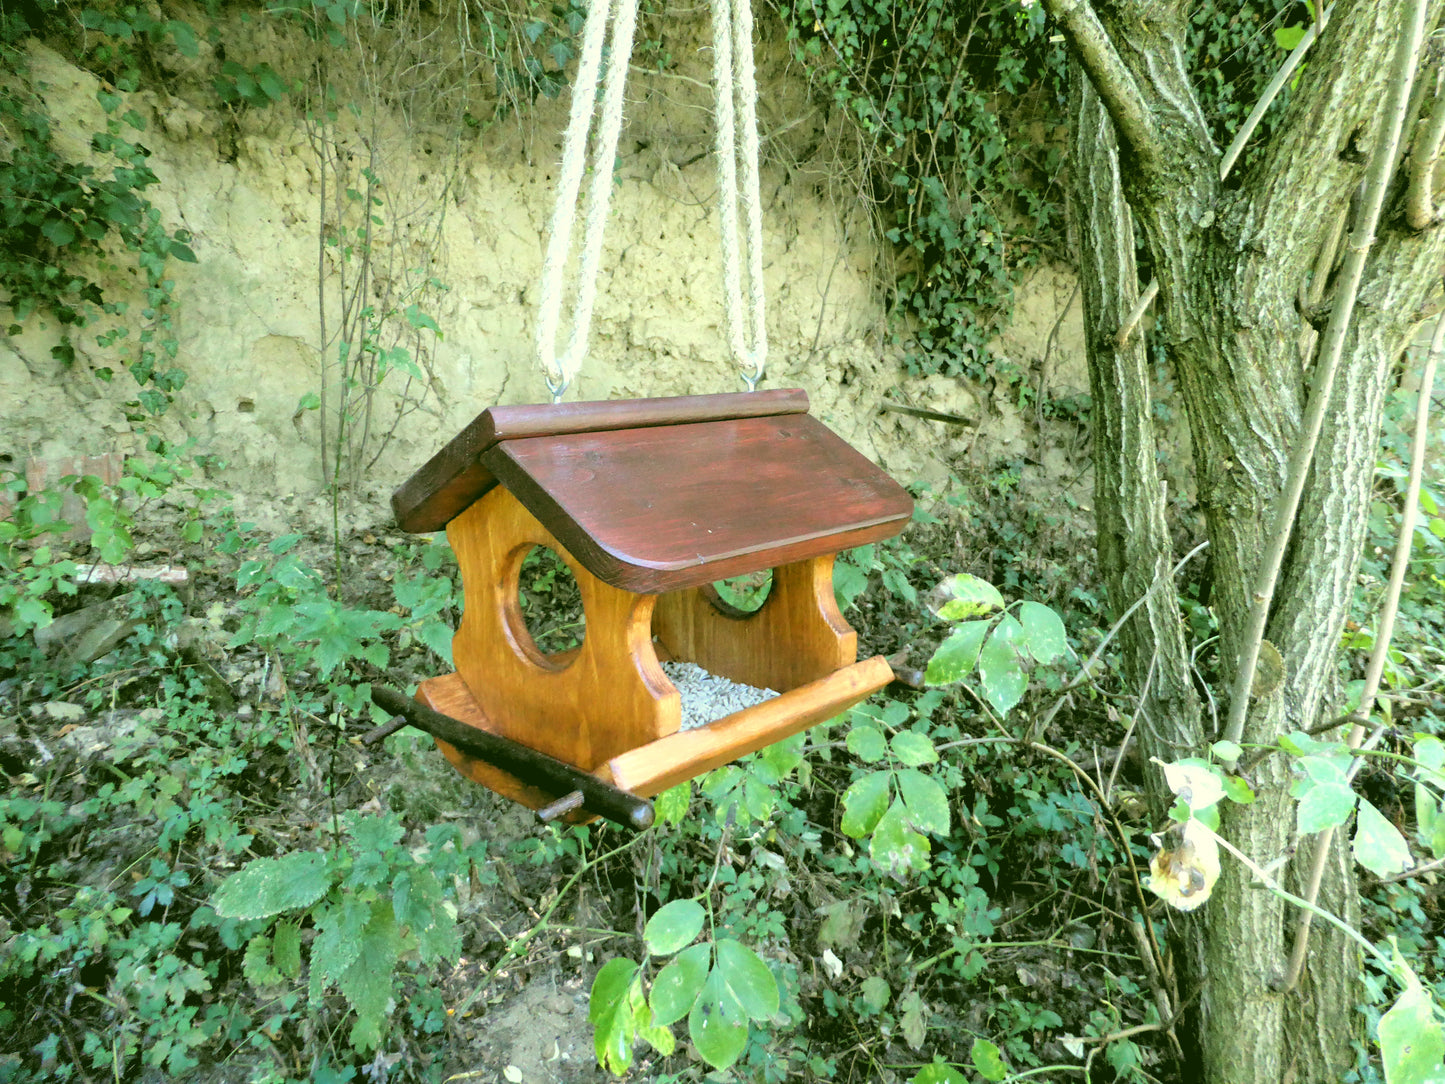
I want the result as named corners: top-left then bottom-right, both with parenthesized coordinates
top-left (0, 393), bottom-right (1442, 1082)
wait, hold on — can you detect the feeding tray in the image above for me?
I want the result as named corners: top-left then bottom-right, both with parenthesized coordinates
top-left (391, 388), bottom-right (912, 822)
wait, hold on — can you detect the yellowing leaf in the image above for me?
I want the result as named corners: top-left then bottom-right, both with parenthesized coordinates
top-left (1153, 758), bottom-right (1225, 812)
top-left (1147, 820), bottom-right (1220, 912)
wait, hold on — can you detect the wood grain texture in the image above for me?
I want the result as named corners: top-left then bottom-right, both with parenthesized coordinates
top-left (486, 414), bottom-right (913, 592)
top-left (603, 655), bottom-right (894, 797)
top-left (652, 556), bottom-right (856, 690)
top-left (447, 486), bottom-right (681, 772)
top-left (417, 656), bottom-right (891, 813)
top-left (393, 389), bottom-right (809, 532)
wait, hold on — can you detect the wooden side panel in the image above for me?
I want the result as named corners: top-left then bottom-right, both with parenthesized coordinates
top-left (652, 556), bottom-right (857, 691)
top-left (414, 673), bottom-right (570, 810)
top-left (603, 655), bottom-right (894, 797)
top-left (392, 389), bottom-right (810, 533)
top-left (446, 486), bottom-right (680, 772)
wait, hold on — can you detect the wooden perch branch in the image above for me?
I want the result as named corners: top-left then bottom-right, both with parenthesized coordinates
top-left (1114, 279), bottom-right (1158, 348)
top-left (1282, 300), bottom-right (1444, 991)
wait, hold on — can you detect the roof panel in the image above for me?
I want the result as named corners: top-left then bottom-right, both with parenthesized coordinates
top-left (485, 414), bottom-right (912, 592)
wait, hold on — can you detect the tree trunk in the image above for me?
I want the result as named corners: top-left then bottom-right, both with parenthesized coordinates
top-left (1052, 1), bottom-right (1445, 1080)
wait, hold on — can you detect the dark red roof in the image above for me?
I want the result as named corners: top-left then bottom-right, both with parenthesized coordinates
top-left (391, 389), bottom-right (912, 593)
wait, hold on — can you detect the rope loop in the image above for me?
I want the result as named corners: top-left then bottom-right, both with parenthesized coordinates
top-left (534, 0), bottom-right (768, 398)
top-left (712, 0), bottom-right (768, 390)
top-left (534, 0), bottom-right (639, 400)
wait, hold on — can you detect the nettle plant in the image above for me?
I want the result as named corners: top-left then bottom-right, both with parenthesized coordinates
top-left (206, 810), bottom-right (479, 1053)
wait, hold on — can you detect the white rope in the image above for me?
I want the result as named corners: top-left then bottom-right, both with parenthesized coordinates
top-left (711, 0), bottom-right (768, 388)
top-left (534, 0), bottom-right (639, 401)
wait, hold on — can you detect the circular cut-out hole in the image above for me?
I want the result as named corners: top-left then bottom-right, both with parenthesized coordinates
top-left (710, 569), bottom-right (773, 615)
top-left (516, 545), bottom-right (585, 657)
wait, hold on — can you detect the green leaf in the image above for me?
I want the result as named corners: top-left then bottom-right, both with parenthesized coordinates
top-left (255, 64), bottom-right (286, 101)
top-left (168, 240), bottom-right (198, 263)
top-left (934, 574), bottom-right (1004, 619)
top-left (589, 957), bottom-right (640, 1026)
top-left (1416, 736), bottom-right (1445, 780)
top-left (242, 933), bottom-right (282, 988)
top-left (911, 1063), bottom-right (967, 1084)
top-left (1221, 774), bottom-right (1255, 805)
top-left (891, 729), bottom-right (938, 767)
top-left (896, 769), bottom-right (950, 835)
top-left (1016, 600), bottom-right (1067, 663)
top-left (978, 622), bottom-right (1026, 716)
top-left (1297, 781), bottom-right (1357, 834)
top-left (417, 618), bottom-right (454, 665)
top-left (404, 304), bottom-right (441, 333)
top-left (1275, 25), bottom-right (1307, 50)
top-left (273, 919), bottom-right (302, 978)
top-left (650, 942), bottom-right (710, 1025)
top-left (644, 899), bottom-right (706, 957)
top-left (654, 782), bottom-right (690, 827)
top-left (860, 975), bottom-right (890, 1013)
top-left (1354, 799), bottom-right (1414, 878)
top-left (870, 800), bottom-right (930, 877)
top-left (640, 1022), bottom-right (675, 1057)
top-left (841, 770), bottom-right (891, 838)
top-left (1157, 758), bottom-right (1227, 812)
top-left (1211, 739), bottom-right (1244, 767)
top-left (338, 899), bottom-right (402, 1052)
top-left (689, 967), bottom-right (749, 1070)
top-left (589, 957), bottom-right (641, 1074)
top-left (926, 620), bottom-right (989, 685)
top-left (971, 1037), bottom-right (1008, 1082)
top-left (714, 939), bottom-right (779, 1022)
top-left (42, 218), bottom-right (76, 246)
top-left (833, 559), bottom-right (870, 611)
top-left (1378, 982), bottom-right (1445, 1084)
top-left (899, 990), bottom-right (928, 1050)
top-left (760, 731), bottom-right (807, 779)
top-left (212, 852), bottom-right (331, 919)
top-left (310, 896), bottom-right (370, 1004)
top-left (1415, 782), bottom-right (1439, 853)
top-left (847, 725), bottom-right (888, 763)
top-left (394, 867), bottom-right (458, 963)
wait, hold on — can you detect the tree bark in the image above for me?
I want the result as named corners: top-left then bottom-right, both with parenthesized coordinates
top-left (1048, 0), bottom-right (1445, 1080)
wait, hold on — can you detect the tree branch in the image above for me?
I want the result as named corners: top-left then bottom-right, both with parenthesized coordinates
top-left (1218, 4), bottom-right (1334, 180)
top-left (1222, 0), bottom-right (1430, 746)
top-left (1042, 0), bottom-right (1164, 175)
top-left (1407, 82), bottom-right (1445, 228)
top-left (1282, 299), bottom-right (1444, 990)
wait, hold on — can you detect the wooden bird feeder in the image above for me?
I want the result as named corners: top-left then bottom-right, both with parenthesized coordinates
top-left (390, 388), bottom-right (912, 823)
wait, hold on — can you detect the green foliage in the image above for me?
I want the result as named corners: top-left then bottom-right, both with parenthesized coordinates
top-left (1152, 730), bottom-right (1445, 1083)
top-left (0, 9), bottom-right (198, 413)
top-left (777, 0), bottom-right (1064, 377)
top-left (590, 897), bottom-right (781, 1074)
top-left (839, 701), bottom-right (950, 878)
top-left (0, 442), bottom-right (213, 636)
top-left (1186, 1), bottom-right (1309, 156)
top-left (924, 573), bottom-right (1067, 716)
top-left (209, 809), bottom-right (463, 1053)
